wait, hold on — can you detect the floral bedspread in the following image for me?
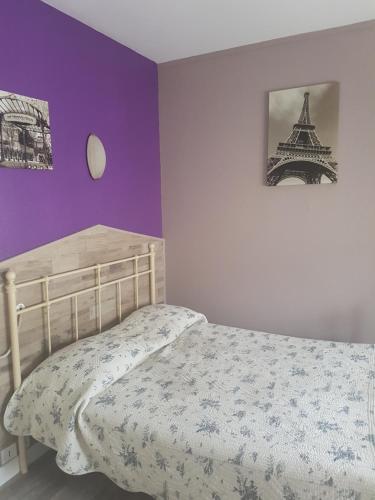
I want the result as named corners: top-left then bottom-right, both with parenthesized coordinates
top-left (5, 304), bottom-right (375, 499)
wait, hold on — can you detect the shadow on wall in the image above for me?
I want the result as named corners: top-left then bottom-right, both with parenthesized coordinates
top-left (323, 305), bottom-right (365, 344)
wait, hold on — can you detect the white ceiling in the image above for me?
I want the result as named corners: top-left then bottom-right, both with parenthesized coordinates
top-left (42, 0), bottom-right (375, 63)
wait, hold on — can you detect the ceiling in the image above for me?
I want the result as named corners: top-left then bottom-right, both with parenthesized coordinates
top-left (42, 0), bottom-right (375, 63)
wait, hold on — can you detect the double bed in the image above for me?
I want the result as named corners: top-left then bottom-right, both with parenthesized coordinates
top-left (3, 247), bottom-right (375, 499)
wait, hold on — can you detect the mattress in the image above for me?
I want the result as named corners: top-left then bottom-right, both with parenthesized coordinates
top-left (5, 304), bottom-right (375, 499)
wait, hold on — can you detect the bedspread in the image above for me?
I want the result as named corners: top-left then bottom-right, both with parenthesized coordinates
top-left (5, 305), bottom-right (375, 499)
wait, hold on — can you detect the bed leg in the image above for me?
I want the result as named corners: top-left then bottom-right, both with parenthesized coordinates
top-left (18, 437), bottom-right (28, 474)
top-left (149, 243), bottom-right (156, 305)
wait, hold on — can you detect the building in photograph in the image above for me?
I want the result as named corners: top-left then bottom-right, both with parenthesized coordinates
top-left (0, 93), bottom-right (53, 170)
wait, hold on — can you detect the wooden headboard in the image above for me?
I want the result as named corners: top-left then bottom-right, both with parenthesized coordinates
top-left (0, 225), bottom-right (165, 470)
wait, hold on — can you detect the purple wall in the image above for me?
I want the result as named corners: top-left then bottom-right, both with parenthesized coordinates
top-left (0, 0), bottom-right (162, 260)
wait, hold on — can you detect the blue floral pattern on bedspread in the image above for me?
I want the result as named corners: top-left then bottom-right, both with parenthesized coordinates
top-left (4, 304), bottom-right (375, 499)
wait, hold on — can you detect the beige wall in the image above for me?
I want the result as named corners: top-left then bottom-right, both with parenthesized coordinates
top-left (159, 22), bottom-right (375, 343)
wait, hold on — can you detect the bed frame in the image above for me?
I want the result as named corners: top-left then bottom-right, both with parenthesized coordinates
top-left (2, 243), bottom-right (156, 475)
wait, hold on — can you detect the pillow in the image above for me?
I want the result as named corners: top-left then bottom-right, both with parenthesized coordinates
top-left (117, 303), bottom-right (207, 342)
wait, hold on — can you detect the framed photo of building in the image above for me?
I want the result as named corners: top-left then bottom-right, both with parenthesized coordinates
top-left (0, 90), bottom-right (53, 170)
top-left (266, 82), bottom-right (339, 186)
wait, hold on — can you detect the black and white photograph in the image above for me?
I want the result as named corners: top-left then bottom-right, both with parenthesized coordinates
top-left (266, 82), bottom-right (339, 186)
top-left (0, 90), bottom-right (53, 170)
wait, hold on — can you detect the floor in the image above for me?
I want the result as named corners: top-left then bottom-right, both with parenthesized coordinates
top-left (0, 452), bottom-right (152, 500)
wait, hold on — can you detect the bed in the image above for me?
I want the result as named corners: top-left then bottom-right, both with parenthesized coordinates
top-left (3, 249), bottom-right (375, 499)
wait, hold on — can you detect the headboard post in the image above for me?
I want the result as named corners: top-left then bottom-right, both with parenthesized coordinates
top-left (5, 271), bottom-right (21, 390)
top-left (5, 270), bottom-right (28, 474)
top-left (149, 243), bottom-right (156, 305)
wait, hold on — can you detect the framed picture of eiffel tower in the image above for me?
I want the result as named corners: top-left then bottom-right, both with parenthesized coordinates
top-left (266, 82), bottom-right (339, 186)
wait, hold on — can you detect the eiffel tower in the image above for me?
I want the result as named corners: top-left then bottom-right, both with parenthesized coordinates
top-left (266, 92), bottom-right (337, 185)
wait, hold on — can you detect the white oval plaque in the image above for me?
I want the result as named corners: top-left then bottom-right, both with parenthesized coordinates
top-left (87, 134), bottom-right (106, 180)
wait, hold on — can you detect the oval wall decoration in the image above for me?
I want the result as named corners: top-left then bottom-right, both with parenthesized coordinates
top-left (86, 134), bottom-right (106, 180)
